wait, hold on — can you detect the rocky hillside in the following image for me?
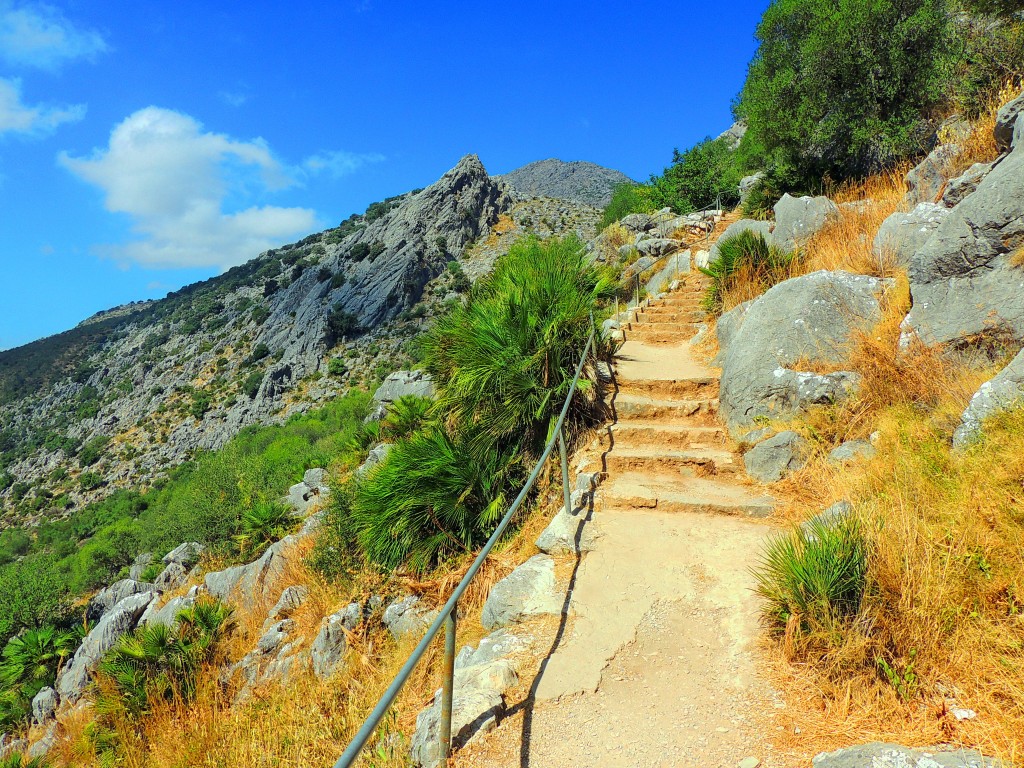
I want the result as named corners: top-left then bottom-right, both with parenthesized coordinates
top-left (497, 159), bottom-right (633, 207)
top-left (0, 155), bottom-right (602, 525)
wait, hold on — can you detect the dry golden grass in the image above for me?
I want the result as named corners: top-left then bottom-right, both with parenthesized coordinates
top-left (751, 264), bottom-right (1024, 761)
top-left (47, 448), bottom-right (586, 768)
top-left (942, 78), bottom-right (1021, 179)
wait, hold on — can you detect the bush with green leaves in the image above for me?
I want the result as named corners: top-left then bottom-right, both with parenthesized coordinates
top-left (651, 137), bottom-right (743, 213)
top-left (351, 425), bottom-right (524, 571)
top-left (325, 304), bottom-right (363, 346)
top-left (233, 501), bottom-right (295, 556)
top-left (349, 236), bottom-right (614, 572)
top-left (91, 600), bottom-right (232, 758)
top-left (600, 183), bottom-right (657, 229)
top-left (0, 626), bottom-right (76, 730)
top-left (0, 755), bottom-right (48, 768)
top-left (736, 0), bottom-right (956, 181)
top-left (754, 516), bottom-right (868, 638)
top-left (699, 230), bottom-right (795, 314)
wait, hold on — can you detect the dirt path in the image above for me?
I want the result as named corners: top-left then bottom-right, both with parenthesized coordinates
top-left (460, 273), bottom-right (788, 768)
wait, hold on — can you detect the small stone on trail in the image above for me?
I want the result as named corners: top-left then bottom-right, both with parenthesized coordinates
top-left (738, 758), bottom-right (761, 768)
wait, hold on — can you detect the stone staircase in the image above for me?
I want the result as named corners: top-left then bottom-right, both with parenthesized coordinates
top-left (603, 279), bottom-right (775, 519)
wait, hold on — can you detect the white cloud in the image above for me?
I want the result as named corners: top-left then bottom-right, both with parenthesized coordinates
top-left (59, 106), bottom-right (320, 270)
top-left (219, 90), bottom-right (249, 108)
top-left (0, 1), bottom-right (107, 70)
top-left (302, 149), bottom-right (384, 178)
top-left (0, 76), bottom-right (84, 134)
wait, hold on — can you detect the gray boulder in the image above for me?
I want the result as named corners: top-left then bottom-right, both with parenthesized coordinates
top-left (383, 596), bottom-right (436, 641)
top-left (743, 431), bottom-right (809, 483)
top-left (372, 370), bottom-right (435, 408)
top-left (714, 299), bottom-right (755, 363)
top-left (535, 490), bottom-right (601, 555)
top-left (953, 347), bottom-right (1024, 447)
top-left (739, 172), bottom-right (765, 202)
top-left (154, 560), bottom-right (189, 591)
top-left (31, 687), bottom-right (58, 725)
top-left (995, 89), bottom-right (1024, 152)
top-left (719, 271), bottom-right (887, 431)
top-left (205, 531), bottom-right (308, 609)
top-left (941, 162), bottom-right (993, 208)
top-left (311, 605), bottom-right (362, 680)
top-left (802, 501), bottom-right (854, 538)
top-left (709, 219), bottom-right (773, 263)
top-left (411, 656), bottom-right (518, 768)
top-left (140, 594), bottom-right (196, 628)
top-left (620, 213), bottom-right (655, 234)
top-left (635, 237), bottom-right (681, 258)
top-left (163, 542), bottom-right (204, 568)
top-left (812, 742), bottom-right (997, 768)
top-left (873, 203), bottom-right (949, 266)
top-left (265, 585), bottom-right (309, 625)
top-left (481, 555), bottom-right (563, 630)
top-left (622, 255), bottom-right (658, 280)
top-left (455, 629), bottom-right (532, 670)
top-left (828, 439), bottom-right (877, 464)
top-left (772, 194), bottom-right (838, 251)
top-left (904, 136), bottom-right (1024, 347)
top-left (58, 591), bottom-right (157, 703)
top-left (26, 722), bottom-right (58, 760)
top-left (88, 578), bottom-right (158, 621)
top-left (303, 468), bottom-right (329, 492)
top-left (355, 442), bottom-right (393, 478)
top-left (718, 121), bottom-right (747, 150)
top-left (257, 620), bottom-right (294, 655)
top-left (128, 552), bottom-right (154, 581)
top-left (0, 736), bottom-right (27, 760)
top-left (904, 144), bottom-right (958, 206)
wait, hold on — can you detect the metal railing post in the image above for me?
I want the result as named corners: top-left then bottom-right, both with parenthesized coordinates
top-left (439, 605), bottom-right (457, 759)
top-left (558, 428), bottom-right (571, 518)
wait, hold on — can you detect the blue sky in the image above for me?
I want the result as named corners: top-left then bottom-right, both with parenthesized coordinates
top-left (0, 0), bottom-right (768, 350)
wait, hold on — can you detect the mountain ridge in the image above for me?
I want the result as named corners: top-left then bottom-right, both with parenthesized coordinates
top-left (497, 158), bottom-right (633, 207)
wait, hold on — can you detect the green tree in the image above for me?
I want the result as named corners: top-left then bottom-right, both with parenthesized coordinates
top-left (652, 137), bottom-right (742, 212)
top-left (736, 0), bottom-right (956, 180)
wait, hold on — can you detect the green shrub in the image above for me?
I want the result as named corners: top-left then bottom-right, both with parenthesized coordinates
top-left (243, 342), bottom-right (271, 367)
top-left (92, 600), bottom-right (232, 757)
top-left (79, 436), bottom-right (111, 467)
top-left (325, 304), bottom-right (363, 346)
top-left (240, 371), bottom-right (263, 399)
top-left (251, 305), bottom-right (271, 325)
top-left (78, 471), bottom-right (103, 491)
top-left (329, 272), bottom-right (347, 290)
top-left (754, 516), bottom-right (868, 637)
top-left (351, 424), bottom-right (523, 572)
top-left (0, 626), bottom-right (76, 730)
top-left (652, 137), bottom-right (742, 212)
top-left (422, 235), bottom-right (615, 448)
top-left (350, 243), bottom-right (371, 262)
top-left (699, 230), bottom-right (795, 314)
top-left (446, 260), bottom-right (471, 293)
top-left (233, 501), bottom-right (294, 556)
top-left (316, 266), bottom-right (333, 282)
top-left (600, 183), bottom-right (657, 229)
top-left (736, 0), bottom-right (956, 181)
top-left (327, 358), bottom-right (347, 377)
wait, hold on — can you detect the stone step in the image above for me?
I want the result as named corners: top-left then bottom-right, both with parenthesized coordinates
top-left (611, 392), bottom-right (718, 423)
top-left (604, 447), bottom-right (740, 476)
top-left (615, 375), bottom-right (720, 399)
top-left (623, 327), bottom-right (698, 345)
top-left (611, 422), bottom-right (726, 450)
top-left (601, 473), bottom-right (775, 518)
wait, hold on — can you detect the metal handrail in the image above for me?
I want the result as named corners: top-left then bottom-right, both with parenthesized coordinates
top-left (332, 325), bottom-right (597, 768)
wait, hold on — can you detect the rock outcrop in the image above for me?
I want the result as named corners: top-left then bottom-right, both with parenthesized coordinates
top-left (953, 347), bottom-right (1024, 447)
top-left (873, 203), bottom-right (949, 266)
top-left (743, 431), bottom-right (809, 483)
top-left (481, 555), bottom-right (563, 630)
top-left (718, 271), bottom-right (888, 432)
top-left (497, 158), bottom-right (633, 207)
top-left (813, 742), bottom-right (997, 768)
top-left (903, 121), bottom-right (1024, 347)
top-left (771, 194), bottom-right (838, 251)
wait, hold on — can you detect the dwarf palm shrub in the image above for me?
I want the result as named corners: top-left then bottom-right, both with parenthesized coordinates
top-left (754, 515), bottom-right (868, 638)
top-left (700, 230), bottom-right (794, 314)
top-left (92, 599), bottom-right (232, 757)
top-left (351, 425), bottom-right (523, 572)
top-left (0, 626), bottom-right (76, 729)
top-left (423, 235), bottom-right (615, 450)
top-left (234, 501), bottom-right (294, 556)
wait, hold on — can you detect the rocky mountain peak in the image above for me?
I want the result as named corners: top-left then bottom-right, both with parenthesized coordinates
top-left (497, 158), bottom-right (633, 207)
